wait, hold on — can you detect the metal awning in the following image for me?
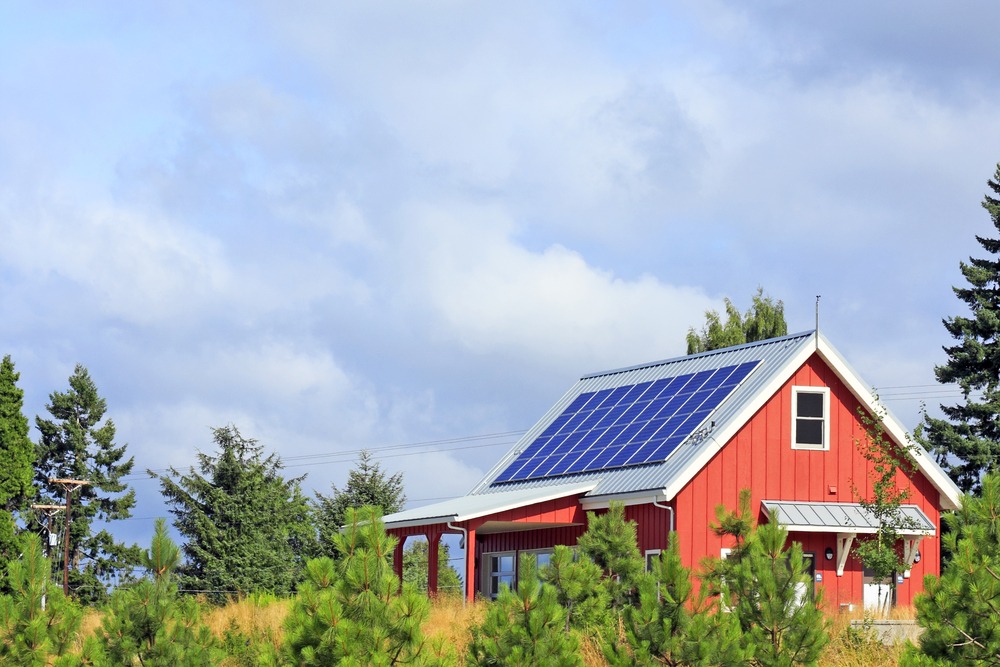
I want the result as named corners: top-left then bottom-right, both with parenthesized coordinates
top-left (381, 481), bottom-right (596, 530)
top-left (761, 500), bottom-right (936, 536)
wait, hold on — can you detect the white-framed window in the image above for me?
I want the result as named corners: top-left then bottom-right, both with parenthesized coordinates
top-left (521, 548), bottom-right (555, 571)
top-left (644, 549), bottom-right (662, 572)
top-left (482, 551), bottom-right (516, 600)
top-left (792, 386), bottom-right (830, 450)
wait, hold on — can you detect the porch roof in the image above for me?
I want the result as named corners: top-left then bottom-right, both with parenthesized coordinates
top-left (382, 480), bottom-right (597, 530)
top-left (762, 500), bottom-right (936, 536)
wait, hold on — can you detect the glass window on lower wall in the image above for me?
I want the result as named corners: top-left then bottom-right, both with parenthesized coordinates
top-left (644, 549), bottom-right (662, 572)
top-left (481, 549), bottom-right (555, 599)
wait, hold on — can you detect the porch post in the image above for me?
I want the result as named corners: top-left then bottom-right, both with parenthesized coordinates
top-left (465, 524), bottom-right (477, 603)
top-left (393, 535), bottom-right (405, 589)
top-left (427, 527), bottom-right (442, 596)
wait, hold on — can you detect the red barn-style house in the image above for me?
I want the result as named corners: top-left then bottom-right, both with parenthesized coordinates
top-left (383, 331), bottom-right (961, 610)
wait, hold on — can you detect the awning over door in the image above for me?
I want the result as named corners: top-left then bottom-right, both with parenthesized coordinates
top-left (761, 500), bottom-right (936, 536)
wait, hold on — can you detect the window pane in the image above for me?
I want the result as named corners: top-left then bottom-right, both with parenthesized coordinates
top-left (797, 418), bottom-right (823, 445)
top-left (499, 555), bottom-right (514, 572)
top-left (797, 392), bottom-right (824, 418)
top-left (535, 553), bottom-right (552, 568)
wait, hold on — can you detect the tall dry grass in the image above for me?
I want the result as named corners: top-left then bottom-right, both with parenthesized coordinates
top-left (202, 593), bottom-right (291, 654)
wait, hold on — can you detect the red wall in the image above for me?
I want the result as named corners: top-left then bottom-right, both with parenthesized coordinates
top-left (673, 353), bottom-right (941, 608)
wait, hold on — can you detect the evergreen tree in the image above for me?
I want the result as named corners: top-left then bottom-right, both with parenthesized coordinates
top-left (576, 502), bottom-right (644, 609)
top-left (467, 555), bottom-right (581, 667)
top-left (282, 506), bottom-right (452, 666)
top-left (686, 288), bottom-right (787, 355)
top-left (87, 518), bottom-right (220, 666)
top-left (34, 364), bottom-right (140, 602)
top-left (902, 472), bottom-right (1000, 665)
top-left (0, 355), bottom-right (34, 579)
top-left (152, 425), bottom-right (316, 601)
top-left (539, 544), bottom-right (610, 632)
top-left (0, 533), bottom-right (83, 666)
top-left (706, 495), bottom-right (829, 667)
top-left (921, 164), bottom-right (1000, 493)
top-left (403, 538), bottom-right (463, 595)
top-left (604, 537), bottom-right (749, 667)
top-left (314, 450), bottom-right (406, 555)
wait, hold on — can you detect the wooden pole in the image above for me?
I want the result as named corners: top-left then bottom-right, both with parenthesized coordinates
top-left (48, 479), bottom-right (89, 597)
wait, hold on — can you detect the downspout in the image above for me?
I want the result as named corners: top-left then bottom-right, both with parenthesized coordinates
top-left (447, 521), bottom-right (468, 606)
top-left (652, 499), bottom-right (675, 542)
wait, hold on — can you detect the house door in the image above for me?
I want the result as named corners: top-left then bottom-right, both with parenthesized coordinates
top-left (793, 553), bottom-right (816, 607)
top-left (862, 565), bottom-right (894, 613)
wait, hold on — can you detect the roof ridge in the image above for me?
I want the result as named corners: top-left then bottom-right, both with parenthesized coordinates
top-left (581, 330), bottom-right (815, 380)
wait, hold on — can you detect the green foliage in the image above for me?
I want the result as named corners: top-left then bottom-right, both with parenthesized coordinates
top-left (903, 472), bottom-right (1000, 665)
top-left (920, 164), bottom-right (1000, 493)
top-left (539, 544), bottom-right (609, 631)
top-left (686, 288), bottom-right (787, 355)
top-left (282, 506), bottom-right (450, 666)
top-left (87, 518), bottom-right (221, 666)
top-left (0, 533), bottom-right (83, 666)
top-left (576, 502), bottom-right (644, 609)
top-left (467, 555), bottom-right (581, 667)
top-left (706, 492), bottom-right (830, 666)
top-left (604, 537), bottom-right (749, 667)
top-left (315, 450), bottom-right (405, 556)
top-left (34, 364), bottom-right (140, 603)
top-left (852, 399), bottom-right (920, 613)
top-left (153, 425), bottom-right (316, 602)
top-left (0, 355), bottom-right (34, 583)
top-left (403, 538), bottom-right (462, 595)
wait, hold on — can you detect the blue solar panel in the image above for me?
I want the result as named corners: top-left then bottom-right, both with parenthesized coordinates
top-left (495, 360), bottom-right (760, 482)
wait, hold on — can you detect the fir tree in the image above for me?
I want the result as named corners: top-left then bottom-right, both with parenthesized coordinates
top-left (282, 506), bottom-right (451, 666)
top-left (315, 449), bottom-right (406, 555)
top-left (902, 472), bottom-right (1000, 665)
top-left (686, 288), bottom-right (787, 355)
top-left (153, 425), bottom-right (316, 601)
top-left (467, 555), bottom-right (581, 667)
top-left (87, 518), bottom-right (220, 666)
top-left (0, 533), bottom-right (83, 666)
top-left (0, 355), bottom-right (34, 579)
top-left (34, 364), bottom-right (140, 602)
top-left (921, 163), bottom-right (1000, 492)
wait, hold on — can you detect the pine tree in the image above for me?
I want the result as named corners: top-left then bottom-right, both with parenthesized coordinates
top-left (152, 425), bottom-right (316, 601)
top-left (902, 472), bottom-right (1000, 665)
top-left (604, 537), bottom-right (748, 667)
top-left (921, 164), bottom-right (1000, 493)
top-left (706, 495), bottom-right (829, 667)
top-left (88, 518), bottom-right (220, 666)
top-left (576, 502), bottom-right (644, 609)
top-left (467, 555), bottom-right (581, 667)
top-left (0, 355), bottom-right (34, 580)
top-left (539, 544), bottom-right (610, 632)
top-left (282, 506), bottom-right (451, 666)
top-left (315, 450), bottom-right (406, 555)
top-left (34, 364), bottom-right (140, 602)
top-left (686, 288), bottom-right (787, 355)
top-left (0, 533), bottom-right (83, 666)
top-left (403, 538), bottom-right (463, 595)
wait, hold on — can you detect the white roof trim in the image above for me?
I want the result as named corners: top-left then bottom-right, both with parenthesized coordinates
top-left (580, 488), bottom-right (668, 510)
top-left (381, 481), bottom-right (597, 529)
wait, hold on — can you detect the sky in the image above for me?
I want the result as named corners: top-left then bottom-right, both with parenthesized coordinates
top-left (2, 1), bottom-right (999, 551)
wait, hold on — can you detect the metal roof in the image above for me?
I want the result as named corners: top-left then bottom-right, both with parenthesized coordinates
top-left (470, 331), bottom-right (818, 498)
top-left (762, 500), bottom-right (936, 535)
top-left (381, 481), bottom-right (596, 529)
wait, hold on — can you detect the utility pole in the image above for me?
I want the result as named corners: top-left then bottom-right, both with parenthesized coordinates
top-left (30, 503), bottom-right (65, 610)
top-left (48, 478), bottom-right (89, 596)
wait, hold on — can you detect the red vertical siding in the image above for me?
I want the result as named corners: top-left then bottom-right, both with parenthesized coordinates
top-left (674, 353), bottom-right (943, 609)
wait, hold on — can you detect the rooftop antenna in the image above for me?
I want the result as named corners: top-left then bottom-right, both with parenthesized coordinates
top-left (815, 295), bottom-right (821, 350)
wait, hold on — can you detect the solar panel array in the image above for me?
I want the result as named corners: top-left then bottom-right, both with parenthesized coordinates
top-left (494, 360), bottom-right (760, 483)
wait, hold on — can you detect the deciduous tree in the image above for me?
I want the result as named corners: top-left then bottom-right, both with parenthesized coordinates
top-left (153, 425), bottom-right (316, 601)
top-left (921, 164), bottom-right (1000, 492)
top-left (34, 364), bottom-right (140, 602)
top-left (686, 288), bottom-right (787, 355)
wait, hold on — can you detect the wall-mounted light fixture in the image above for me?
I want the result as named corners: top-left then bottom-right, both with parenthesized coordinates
top-left (913, 551), bottom-right (921, 563)
top-left (825, 547), bottom-right (834, 560)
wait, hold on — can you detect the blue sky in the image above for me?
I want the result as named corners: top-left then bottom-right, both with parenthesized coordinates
top-left (2, 1), bottom-right (998, 548)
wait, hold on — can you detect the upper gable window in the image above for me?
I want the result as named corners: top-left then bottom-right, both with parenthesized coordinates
top-left (792, 386), bottom-right (830, 450)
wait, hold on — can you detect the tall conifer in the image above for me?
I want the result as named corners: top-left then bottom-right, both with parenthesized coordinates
top-left (922, 163), bottom-right (1000, 492)
top-left (0, 355), bottom-right (34, 576)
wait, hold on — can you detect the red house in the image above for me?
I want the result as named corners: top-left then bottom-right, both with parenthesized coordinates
top-left (382, 331), bottom-right (961, 610)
